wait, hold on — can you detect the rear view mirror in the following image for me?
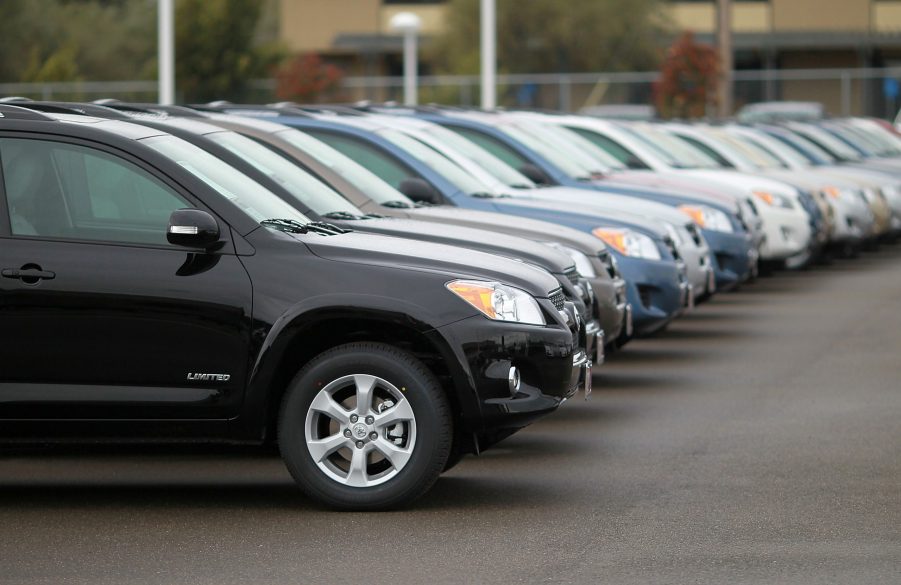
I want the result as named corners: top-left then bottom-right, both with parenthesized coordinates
top-left (399, 178), bottom-right (443, 205)
top-left (518, 163), bottom-right (552, 185)
top-left (167, 208), bottom-right (221, 248)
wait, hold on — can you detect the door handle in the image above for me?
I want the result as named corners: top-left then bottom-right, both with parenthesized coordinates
top-left (2, 267), bottom-right (56, 282)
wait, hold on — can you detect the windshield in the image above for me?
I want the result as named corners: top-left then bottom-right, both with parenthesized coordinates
top-left (377, 128), bottom-right (493, 195)
top-left (496, 122), bottom-right (595, 179)
top-left (709, 128), bottom-right (787, 169)
top-left (512, 119), bottom-right (611, 175)
top-left (275, 128), bottom-right (415, 207)
top-left (767, 130), bottom-right (837, 164)
top-left (622, 124), bottom-right (721, 169)
top-left (206, 131), bottom-right (360, 217)
top-left (141, 134), bottom-right (310, 224)
top-left (791, 124), bottom-right (863, 161)
top-left (553, 124), bottom-right (627, 170)
top-left (734, 129), bottom-right (811, 168)
top-left (417, 123), bottom-right (536, 188)
top-left (823, 124), bottom-right (884, 156)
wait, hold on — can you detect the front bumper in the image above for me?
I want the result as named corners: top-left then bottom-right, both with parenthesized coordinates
top-left (435, 307), bottom-right (583, 434)
top-left (757, 207), bottom-right (815, 261)
top-left (588, 275), bottom-right (625, 342)
top-left (700, 228), bottom-right (756, 290)
top-left (615, 255), bottom-right (685, 337)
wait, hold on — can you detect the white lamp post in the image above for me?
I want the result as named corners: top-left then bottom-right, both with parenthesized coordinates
top-left (389, 11), bottom-right (422, 106)
top-left (480, 0), bottom-right (496, 110)
top-left (158, 0), bottom-right (174, 105)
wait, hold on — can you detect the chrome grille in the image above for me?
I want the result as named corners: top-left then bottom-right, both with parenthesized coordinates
top-left (563, 267), bottom-right (580, 286)
top-left (549, 288), bottom-right (565, 311)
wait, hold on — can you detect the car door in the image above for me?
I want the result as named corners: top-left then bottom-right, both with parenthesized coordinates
top-left (0, 134), bottom-right (253, 423)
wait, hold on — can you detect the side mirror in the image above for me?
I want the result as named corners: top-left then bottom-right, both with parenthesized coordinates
top-left (167, 208), bottom-right (221, 248)
top-left (399, 178), bottom-right (443, 205)
top-left (518, 163), bottom-right (551, 185)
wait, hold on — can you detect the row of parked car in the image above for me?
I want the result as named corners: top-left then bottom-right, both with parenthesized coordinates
top-left (1, 97), bottom-right (898, 510)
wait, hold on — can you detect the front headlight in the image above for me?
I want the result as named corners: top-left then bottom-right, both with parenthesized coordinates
top-left (591, 228), bottom-right (662, 260)
top-left (677, 205), bottom-right (735, 233)
top-left (446, 280), bottom-right (546, 325)
top-left (545, 242), bottom-right (596, 278)
top-left (752, 190), bottom-right (794, 209)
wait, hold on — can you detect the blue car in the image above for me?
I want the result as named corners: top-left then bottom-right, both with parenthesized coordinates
top-left (410, 110), bottom-right (758, 289)
top-left (239, 111), bottom-right (690, 337)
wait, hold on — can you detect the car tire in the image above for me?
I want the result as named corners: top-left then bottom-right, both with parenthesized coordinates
top-left (278, 342), bottom-right (452, 510)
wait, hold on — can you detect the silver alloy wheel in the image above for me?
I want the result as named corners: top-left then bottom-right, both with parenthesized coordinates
top-left (304, 374), bottom-right (417, 488)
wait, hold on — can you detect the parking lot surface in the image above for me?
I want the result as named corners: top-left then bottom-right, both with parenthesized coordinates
top-left (2, 248), bottom-right (900, 585)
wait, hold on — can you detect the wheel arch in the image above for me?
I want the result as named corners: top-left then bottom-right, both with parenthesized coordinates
top-left (238, 307), bottom-right (478, 443)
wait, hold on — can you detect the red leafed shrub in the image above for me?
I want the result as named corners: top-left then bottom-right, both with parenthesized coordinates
top-left (654, 32), bottom-right (718, 119)
top-left (275, 53), bottom-right (344, 103)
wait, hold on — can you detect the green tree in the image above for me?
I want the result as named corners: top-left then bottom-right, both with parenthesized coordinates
top-left (175, 0), bottom-right (283, 102)
top-left (431, 0), bottom-right (671, 75)
top-left (0, 0), bottom-right (157, 84)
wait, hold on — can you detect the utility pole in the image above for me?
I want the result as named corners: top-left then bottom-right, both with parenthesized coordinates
top-left (716, 0), bottom-right (733, 118)
top-left (158, 0), bottom-right (174, 105)
top-left (480, 0), bottom-right (496, 110)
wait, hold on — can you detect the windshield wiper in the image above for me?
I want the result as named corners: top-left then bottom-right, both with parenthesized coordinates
top-left (360, 213), bottom-right (388, 219)
top-left (471, 191), bottom-right (509, 199)
top-left (381, 200), bottom-right (414, 209)
top-left (308, 221), bottom-right (351, 234)
top-left (261, 218), bottom-right (349, 235)
top-left (321, 211), bottom-right (362, 220)
top-left (261, 218), bottom-right (309, 233)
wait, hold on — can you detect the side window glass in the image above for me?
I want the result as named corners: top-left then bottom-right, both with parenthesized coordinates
top-left (1, 138), bottom-right (189, 245)
top-left (306, 131), bottom-right (413, 190)
top-left (679, 136), bottom-right (733, 168)
top-left (451, 127), bottom-right (529, 169)
top-left (568, 129), bottom-right (633, 165)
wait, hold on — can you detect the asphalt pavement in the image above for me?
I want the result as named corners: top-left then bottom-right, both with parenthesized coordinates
top-left (2, 247), bottom-right (901, 584)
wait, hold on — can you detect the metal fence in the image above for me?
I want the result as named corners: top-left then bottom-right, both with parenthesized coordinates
top-left (4, 66), bottom-right (901, 118)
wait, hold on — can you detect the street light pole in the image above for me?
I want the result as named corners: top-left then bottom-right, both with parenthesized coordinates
top-left (390, 12), bottom-right (422, 106)
top-left (716, 0), bottom-right (733, 118)
top-left (480, 0), bottom-right (496, 110)
top-left (158, 0), bottom-right (174, 105)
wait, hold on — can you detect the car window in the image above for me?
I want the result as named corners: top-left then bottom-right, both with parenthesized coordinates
top-left (305, 130), bottom-right (413, 190)
top-left (676, 135), bottom-right (734, 168)
top-left (1, 137), bottom-right (189, 245)
top-left (447, 126), bottom-right (531, 170)
top-left (567, 128), bottom-right (635, 166)
top-left (205, 131), bottom-right (360, 217)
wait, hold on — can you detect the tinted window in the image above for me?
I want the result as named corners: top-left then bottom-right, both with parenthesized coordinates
top-left (306, 130), bottom-right (413, 190)
top-left (1, 137), bottom-right (188, 245)
top-left (447, 126), bottom-right (531, 170)
top-left (678, 135), bottom-right (734, 168)
top-left (567, 128), bottom-right (636, 166)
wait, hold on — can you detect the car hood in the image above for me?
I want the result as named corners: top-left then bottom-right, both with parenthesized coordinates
top-left (299, 229), bottom-right (561, 297)
top-left (514, 185), bottom-right (694, 229)
top-left (671, 169), bottom-right (800, 198)
top-left (602, 170), bottom-right (746, 209)
top-left (400, 205), bottom-right (609, 257)
top-left (327, 216), bottom-right (575, 274)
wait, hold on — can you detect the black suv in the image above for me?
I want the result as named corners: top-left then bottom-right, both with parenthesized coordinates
top-left (0, 105), bottom-right (587, 509)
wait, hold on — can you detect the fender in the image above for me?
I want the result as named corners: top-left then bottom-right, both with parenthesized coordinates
top-left (229, 293), bottom-right (480, 441)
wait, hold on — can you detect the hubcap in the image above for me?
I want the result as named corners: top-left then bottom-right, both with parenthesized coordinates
top-left (304, 374), bottom-right (417, 488)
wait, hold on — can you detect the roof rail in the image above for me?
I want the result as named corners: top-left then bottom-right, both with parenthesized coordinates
top-left (190, 102), bottom-right (314, 118)
top-left (0, 104), bottom-right (56, 121)
top-left (107, 103), bottom-right (206, 118)
top-left (11, 101), bottom-right (133, 120)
